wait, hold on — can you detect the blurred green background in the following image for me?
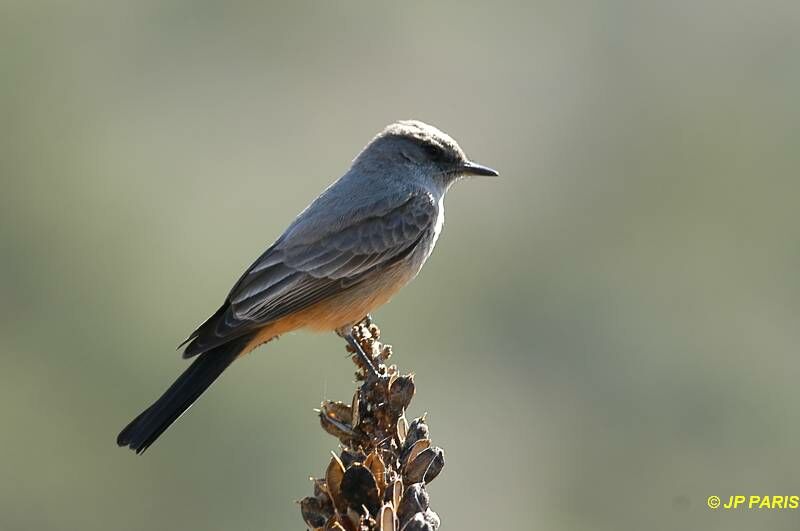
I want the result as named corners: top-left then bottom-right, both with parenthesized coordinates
top-left (2, 1), bottom-right (799, 530)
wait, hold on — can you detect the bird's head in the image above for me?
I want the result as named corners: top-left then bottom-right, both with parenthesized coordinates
top-left (353, 120), bottom-right (498, 187)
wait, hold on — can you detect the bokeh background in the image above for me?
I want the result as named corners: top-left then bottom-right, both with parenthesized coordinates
top-left (2, 1), bottom-right (800, 530)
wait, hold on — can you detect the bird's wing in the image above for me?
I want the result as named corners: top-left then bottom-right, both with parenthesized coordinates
top-left (232, 192), bottom-right (436, 320)
top-left (182, 192), bottom-right (436, 356)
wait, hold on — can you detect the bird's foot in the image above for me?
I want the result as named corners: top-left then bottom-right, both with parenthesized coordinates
top-left (343, 331), bottom-right (381, 381)
top-left (338, 317), bottom-right (389, 382)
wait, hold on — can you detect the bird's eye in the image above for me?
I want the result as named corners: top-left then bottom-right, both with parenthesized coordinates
top-left (423, 143), bottom-right (445, 161)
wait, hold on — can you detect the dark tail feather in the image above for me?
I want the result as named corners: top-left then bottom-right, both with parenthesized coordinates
top-left (117, 335), bottom-right (252, 454)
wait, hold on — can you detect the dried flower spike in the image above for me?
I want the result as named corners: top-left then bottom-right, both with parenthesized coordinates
top-left (301, 319), bottom-right (443, 530)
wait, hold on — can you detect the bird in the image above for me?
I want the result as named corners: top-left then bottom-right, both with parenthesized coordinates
top-left (117, 120), bottom-right (499, 454)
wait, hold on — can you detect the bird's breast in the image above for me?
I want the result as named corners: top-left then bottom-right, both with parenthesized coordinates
top-left (407, 194), bottom-right (444, 276)
top-left (431, 195), bottom-right (445, 250)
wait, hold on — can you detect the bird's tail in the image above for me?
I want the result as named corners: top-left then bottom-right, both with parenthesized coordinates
top-left (117, 334), bottom-right (253, 454)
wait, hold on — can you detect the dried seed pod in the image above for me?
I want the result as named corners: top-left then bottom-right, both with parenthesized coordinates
top-left (421, 509), bottom-right (439, 529)
top-left (403, 447), bottom-right (444, 484)
top-left (399, 514), bottom-right (435, 531)
top-left (321, 401), bottom-right (352, 423)
top-left (341, 463), bottom-right (381, 516)
top-left (397, 484), bottom-right (430, 525)
top-left (364, 451), bottom-right (387, 496)
top-left (379, 504), bottom-right (397, 531)
top-left (387, 372), bottom-right (399, 393)
top-left (340, 448), bottom-right (366, 469)
top-left (326, 454), bottom-right (347, 514)
top-left (351, 390), bottom-right (361, 428)
top-left (300, 496), bottom-right (333, 530)
top-left (401, 439), bottom-right (430, 467)
top-left (391, 479), bottom-right (403, 510)
top-left (387, 375), bottom-right (415, 413)
top-left (312, 478), bottom-right (329, 499)
top-left (320, 401), bottom-right (356, 442)
top-left (404, 418), bottom-right (429, 450)
top-left (396, 415), bottom-right (408, 445)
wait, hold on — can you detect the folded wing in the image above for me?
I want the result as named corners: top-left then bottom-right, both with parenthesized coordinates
top-left (181, 192), bottom-right (436, 357)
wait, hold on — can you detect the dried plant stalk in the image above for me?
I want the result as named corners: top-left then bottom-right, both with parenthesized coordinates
top-left (300, 318), bottom-right (444, 531)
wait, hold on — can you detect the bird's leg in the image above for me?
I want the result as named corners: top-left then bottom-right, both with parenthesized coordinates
top-left (337, 324), bottom-right (380, 380)
top-left (345, 332), bottom-right (381, 380)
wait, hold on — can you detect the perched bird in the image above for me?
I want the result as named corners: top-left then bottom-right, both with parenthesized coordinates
top-left (117, 120), bottom-right (498, 453)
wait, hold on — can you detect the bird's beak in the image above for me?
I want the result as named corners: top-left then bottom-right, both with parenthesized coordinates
top-left (460, 160), bottom-right (499, 177)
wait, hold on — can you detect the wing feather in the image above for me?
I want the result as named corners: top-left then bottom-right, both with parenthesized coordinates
top-left (233, 193), bottom-right (436, 315)
top-left (182, 192), bottom-right (436, 357)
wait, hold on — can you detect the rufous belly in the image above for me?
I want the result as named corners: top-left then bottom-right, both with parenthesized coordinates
top-left (240, 264), bottom-right (414, 356)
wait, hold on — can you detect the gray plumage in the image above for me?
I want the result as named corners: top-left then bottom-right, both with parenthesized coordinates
top-left (181, 120), bottom-right (498, 357)
top-left (119, 120), bottom-right (497, 453)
